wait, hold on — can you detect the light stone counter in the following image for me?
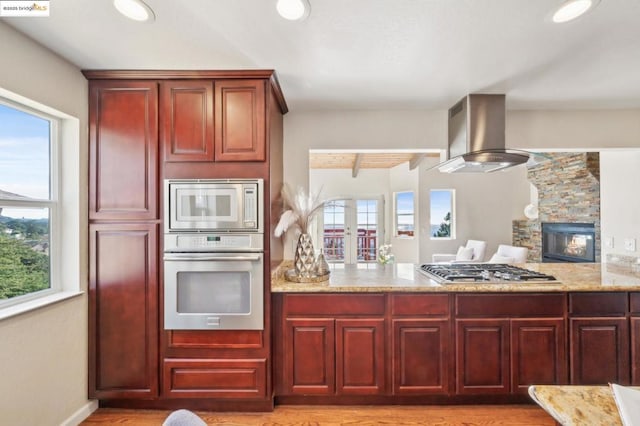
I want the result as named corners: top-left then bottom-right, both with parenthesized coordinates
top-left (529, 385), bottom-right (627, 426)
top-left (271, 261), bottom-right (640, 293)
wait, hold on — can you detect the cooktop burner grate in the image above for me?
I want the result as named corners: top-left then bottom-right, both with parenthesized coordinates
top-left (419, 263), bottom-right (556, 283)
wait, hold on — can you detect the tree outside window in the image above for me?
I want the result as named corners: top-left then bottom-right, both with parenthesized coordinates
top-left (430, 189), bottom-right (454, 239)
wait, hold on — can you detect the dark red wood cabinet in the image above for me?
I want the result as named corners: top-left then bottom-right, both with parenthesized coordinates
top-left (88, 223), bottom-right (159, 399)
top-left (160, 80), bottom-right (214, 162)
top-left (390, 294), bottom-right (451, 395)
top-left (280, 294), bottom-right (386, 396)
top-left (86, 70), bottom-right (287, 409)
top-left (89, 80), bottom-right (158, 221)
top-left (455, 294), bottom-right (567, 395)
top-left (568, 292), bottom-right (630, 385)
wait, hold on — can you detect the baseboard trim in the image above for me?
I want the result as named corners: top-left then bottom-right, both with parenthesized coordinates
top-left (61, 400), bottom-right (99, 426)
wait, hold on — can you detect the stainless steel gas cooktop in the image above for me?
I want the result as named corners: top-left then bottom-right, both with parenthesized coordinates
top-left (418, 263), bottom-right (557, 284)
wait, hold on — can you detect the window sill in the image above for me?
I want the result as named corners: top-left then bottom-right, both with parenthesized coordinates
top-left (0, 290), bottom-right (84, 322)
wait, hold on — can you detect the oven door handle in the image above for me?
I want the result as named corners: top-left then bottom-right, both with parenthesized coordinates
top-left (163, 253), bottom-right (262, 262)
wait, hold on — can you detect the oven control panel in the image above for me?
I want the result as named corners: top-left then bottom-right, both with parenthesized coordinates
top-left (164, 233), bottom-right (263, 252)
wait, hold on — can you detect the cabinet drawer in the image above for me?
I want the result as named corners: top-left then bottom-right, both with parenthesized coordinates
top-left (391, 294), bottom-right (449, 316)
top-left (162, 358), bottom-right (266, 398)
top-left (456, 293), bottom-right (565, 317)
top-left (284, 294), bottom-right (385, 316)
top-left (569, 292), bottom-right (628, 316)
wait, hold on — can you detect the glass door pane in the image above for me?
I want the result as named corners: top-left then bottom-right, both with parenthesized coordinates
top-left (323, 200), bottom-right (345, 262)
top-left (356, 199), bottom-right (378, 262)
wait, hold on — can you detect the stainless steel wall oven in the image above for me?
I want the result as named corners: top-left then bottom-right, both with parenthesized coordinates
top-left (163, 179), bottom-right (264, 330)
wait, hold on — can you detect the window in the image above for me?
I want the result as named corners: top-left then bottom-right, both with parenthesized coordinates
top-left (394, 191), bottom-right (414, 237)
top-left (0, 100), bottom-right (59, 308)
top-left (430, 189), bottom-right (455, 239)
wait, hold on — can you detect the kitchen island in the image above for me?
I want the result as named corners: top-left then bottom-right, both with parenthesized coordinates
top-left (271, 262), bottom-right (640, 406)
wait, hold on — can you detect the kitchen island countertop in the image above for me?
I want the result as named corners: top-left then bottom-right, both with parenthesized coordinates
top-left (271, 261), bottom-right (640, 293)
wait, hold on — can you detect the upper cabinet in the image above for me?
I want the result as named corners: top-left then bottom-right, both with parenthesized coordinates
top-left (215, 79), bottom-right (266, 162)
top-left (160, 79), bottom-right (267, 163)
top-left (161, 80), bottom-right (214, 162)
top-left (89, 80), bottom-right (158, 221)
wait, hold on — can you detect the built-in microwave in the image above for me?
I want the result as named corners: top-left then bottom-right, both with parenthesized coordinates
top-left (164, 179), bottom-right (263, 233)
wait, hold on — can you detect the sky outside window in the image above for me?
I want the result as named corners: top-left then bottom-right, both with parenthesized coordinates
top-left (0, 103), bottom-right (50, 218)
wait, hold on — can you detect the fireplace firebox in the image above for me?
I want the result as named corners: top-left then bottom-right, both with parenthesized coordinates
top-left (542, 222), bottom-right (595, 263)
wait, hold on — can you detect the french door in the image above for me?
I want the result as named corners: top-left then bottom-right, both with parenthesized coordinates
top-left (321, 198), bottom-right (382, 264)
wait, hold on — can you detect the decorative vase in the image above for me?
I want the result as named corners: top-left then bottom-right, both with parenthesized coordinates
top-left (294, 233), bottom-right (316, 278)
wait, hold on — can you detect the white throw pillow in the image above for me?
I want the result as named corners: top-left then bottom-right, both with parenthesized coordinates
top-left (455, 246), bottom-right (475, 261)
top-left (489, 254), bottom-right (516, 263)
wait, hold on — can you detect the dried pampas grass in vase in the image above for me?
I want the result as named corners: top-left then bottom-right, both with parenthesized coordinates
top-left (274, 184), bottom-right (327, 279)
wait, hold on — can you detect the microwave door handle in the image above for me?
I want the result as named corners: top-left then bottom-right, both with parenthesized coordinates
top-left (164, 253), bottom-right (261, 262)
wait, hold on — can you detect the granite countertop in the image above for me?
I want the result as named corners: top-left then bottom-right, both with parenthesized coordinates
top-left (529, 385), bottom-right (626, 426)
top-left (271, 261), bottom-right (640, 293)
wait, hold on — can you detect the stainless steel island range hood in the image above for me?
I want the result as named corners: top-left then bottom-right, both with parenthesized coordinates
top-left (438, 94), bottom-right (529, 173)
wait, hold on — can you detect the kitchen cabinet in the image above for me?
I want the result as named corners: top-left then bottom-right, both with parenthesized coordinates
top-left (160, 79), bottom-right (266, 163)
top-left (631, 293), bottom-right (640, 385)
top-left (161, 80), bottom-right (214, 162)
top-left (85, 70), bottom-right (287, 410)
top-left (390, 294), bottom-right (451, 395)
top-left (280, 294), bottom-right (386, 396)
top-left (569, 292), bottom-right (629, 385)
top-left (214, 79), bottom-right (266, 162)
top-left (88, 223), bottom-right (159, 399)
top-left (455, 294), bottom-right (567, 395)
top-left (89, 80), bottom-right (158, 221)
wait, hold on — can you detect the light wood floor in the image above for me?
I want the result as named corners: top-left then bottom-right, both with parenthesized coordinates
top-left (81, 405), bottom-right (556, 425)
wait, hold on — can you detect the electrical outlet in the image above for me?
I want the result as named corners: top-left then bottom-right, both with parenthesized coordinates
top-left (624, 238), bottom-right (636, 252)
top-left (605, 237), bottom-right (614, 248)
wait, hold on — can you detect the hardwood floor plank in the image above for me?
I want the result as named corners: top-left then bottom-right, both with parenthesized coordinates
top-left (81, 405), bottom-right (556, 425)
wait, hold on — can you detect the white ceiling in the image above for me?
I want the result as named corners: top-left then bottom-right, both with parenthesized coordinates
top-left (4, 0), bottom-right (640, 111)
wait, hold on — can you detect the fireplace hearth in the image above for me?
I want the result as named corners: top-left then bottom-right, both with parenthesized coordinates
top-left (542, 222), bottom-right (595, 263)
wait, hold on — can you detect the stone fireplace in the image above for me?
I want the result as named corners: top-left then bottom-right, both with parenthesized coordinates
top-left (513, 152), bottom-right (601, 262)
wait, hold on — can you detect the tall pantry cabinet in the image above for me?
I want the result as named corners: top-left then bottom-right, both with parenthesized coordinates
top-left (85, 70), bottom-right (287, 409)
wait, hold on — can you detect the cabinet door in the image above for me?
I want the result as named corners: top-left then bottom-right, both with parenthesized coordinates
top-left (392, 319), bottom-right (450, 395)
top-left (632, 317), bottom-right (640, 385)
top-left (456, 319), bottom-right (510, 395)
top-left (214, 79), bottom-right (266, 162)
top-left (89, 223), bottom-right (159, 398)
top-left (283, 318), bottom-right (335, 395)
top-left (89, 81), bottom-right (158, 220)
top-left (511, 318), bottom-right (567, 394)
top-left (160, 80), bottom-right (214, 162)
top-left (570, 317), bottom-right (629, 385)
top-left (336, 318), bottom-right (385, 395)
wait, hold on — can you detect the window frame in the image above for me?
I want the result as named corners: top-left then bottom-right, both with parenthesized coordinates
top-left (0, 97), bottom-right (61, 309)
top-left (430, 188), bottom-right (456, 240)
top-left (394, 190), bottom-right (415, 238)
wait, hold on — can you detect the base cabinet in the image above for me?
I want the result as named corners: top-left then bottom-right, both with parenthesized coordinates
top-left (162, 358), bottom-right (267, 398)
top-left (282, 317), bottom-right (385, 396)
top-left (392, 319), bottom-right (450, 395)
top-left (570, 318), bottom-right (629, 384)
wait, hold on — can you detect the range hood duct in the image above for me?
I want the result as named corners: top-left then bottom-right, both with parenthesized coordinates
top-left (438, 94), bottom-right (529, 173)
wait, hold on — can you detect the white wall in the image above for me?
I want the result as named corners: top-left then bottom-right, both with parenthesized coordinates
top-left (600, 151), bottom-right (640, 260)
top-left (0, 22), bottom-right (90, 425)
top-left (389, 162), bottom-right (419, 263)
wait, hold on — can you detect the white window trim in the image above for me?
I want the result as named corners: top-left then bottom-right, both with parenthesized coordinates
top-left (394, 191), bottom-right (415, 239)
top-left (430, 189), bottom-right (456, 240)
top-left (0, 91), bottom-right (82, 319)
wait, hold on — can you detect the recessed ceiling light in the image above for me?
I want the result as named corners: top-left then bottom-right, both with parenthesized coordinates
top-left (276, 0), bottom-right (310, 21)
top-left (113, 0), bottom-right (155, 22)
top-left (551, 0), bottom-right (600, 23)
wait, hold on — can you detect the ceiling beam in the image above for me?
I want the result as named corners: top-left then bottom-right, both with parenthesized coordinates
top-left (352, 153), bottom-right (363, 178)
top-left (409, 153), bottom-right (426, 170)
